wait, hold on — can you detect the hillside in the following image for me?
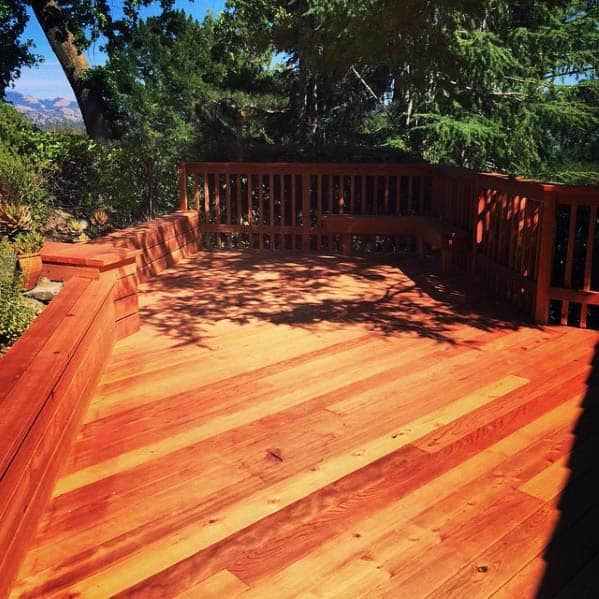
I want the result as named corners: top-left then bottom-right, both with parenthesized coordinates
top-left (5, 91), bottom-right (83, 126)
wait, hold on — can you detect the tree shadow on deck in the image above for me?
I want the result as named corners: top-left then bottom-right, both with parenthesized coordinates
top-left (137, 251), bottom-right (526, 348)
top-left (535, 341), bottom-right (599, 597)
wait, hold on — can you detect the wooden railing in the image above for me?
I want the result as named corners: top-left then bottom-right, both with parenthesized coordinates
top-left (547, 187), bottom-right (599, 328)
top-left (178, 162), bottom-right (599, 327)
top-left (470, 173), bottom-right (548, 320)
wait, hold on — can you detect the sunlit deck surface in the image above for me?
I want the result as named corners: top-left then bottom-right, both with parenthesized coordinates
top-left (13, 252), bottom-right (599, 598)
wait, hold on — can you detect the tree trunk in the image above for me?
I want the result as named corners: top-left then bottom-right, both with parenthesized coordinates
top-left (296, 58), bottom-right (309, 137)
top-left (29, 0), bottom-right (113, 141)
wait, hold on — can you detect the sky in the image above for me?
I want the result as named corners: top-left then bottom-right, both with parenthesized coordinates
top-left (13, 0), bottom-right (227, 100)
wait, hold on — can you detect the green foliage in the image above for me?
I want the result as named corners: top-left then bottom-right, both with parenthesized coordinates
top-left (11, 230), bottom-right (44, 254)
top-left (0, 102), bottom-right (51, 159)
top-left (0, 104), bottom-right (53, 228)
top-left (0, 0), bottom-right (38, 97)
top-left (0, 230), bottom-right (42, 348)
top-left (0, 236), bottom-right (16, 281)
top-left (0, 276), bottom-right (38, 348)
top-left (0, 0), bottom-right (594, 241)
top-left (223, 0), bottom-right (598, 182)
top-left (0, 279), bottom-right (38, 347)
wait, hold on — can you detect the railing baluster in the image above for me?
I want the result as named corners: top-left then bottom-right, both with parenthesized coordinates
top-left (564, 204), bottom-right (577, 288)
top-left (302, 171), bottom-right (310, 252)
top-left (361, 174), bottom-right (367, 214)
top-left (269, 173), bottom-right (275, 250)
top-left (258, 175), bottom-right (264, 250)
top-left (237, 173), bottom-right (242, 226)
top-left (384, 176), bottom-right (390, 214)
top-left (178, 163), bottom-right (188, 211)
top-left (203, 173), bottom-right (210, 224)
top-left (317, 174), bottom-right (323, 251)
top-left (193, 174), bottom-right (199, 212)
top-left (291, 174), bottom-right (297, 250)
top-left (580, 205), bottom-right (596, 328)
top-left (225, 173), bottom-right (232, 248)
top-left (214, 174), bottom-right (221, 229)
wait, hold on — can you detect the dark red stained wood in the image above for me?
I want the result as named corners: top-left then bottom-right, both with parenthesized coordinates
top-left (236, 173), bottom-right (242, 227)
top-left (191, 174), bottom-right (198, 212)
top-left (258, 175), bottom-right (264, 250)
top-left (269, 174), bottom-right (275, 250)
top-left (114, 293), bottom-right (139, 321)
top-left (214, 174), bottom-right (221, 225)
top-left (114, 273), bottom-right (139, 301)
top-left (534, 191), bottom-right (556, 324)
top-left (225, 174), bottom-right (232, 227)
top-left (203, 173), bottom-right (209, 224)
top-left (0, 276), bottom-right (117, 598)
top-left (186, 162), bottom-right (598, 324)
top-left (0, 279), bottom-right (89, 403)
top-left (116, 312), bottom-right (142, 341)
top-left (177, 163), bottom-right (188, 211)
top-left (9, 251), bottom-right (598, 599)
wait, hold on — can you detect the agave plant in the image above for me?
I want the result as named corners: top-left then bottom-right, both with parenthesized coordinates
top-left (90, 209), bottom-right (110, 228)
top-left (0, 201), bottom-right (32, 239)
top-left (66, 218), bottom-right (91, 242)
top-left (66, 218), bottom-right (85, 236)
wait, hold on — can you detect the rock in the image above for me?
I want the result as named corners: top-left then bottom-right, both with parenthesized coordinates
top-left (24, 277), bottom-right (63, 303)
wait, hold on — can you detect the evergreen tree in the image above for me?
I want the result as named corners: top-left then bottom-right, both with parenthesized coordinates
top-left (0, 1), bottom-right (37, 97)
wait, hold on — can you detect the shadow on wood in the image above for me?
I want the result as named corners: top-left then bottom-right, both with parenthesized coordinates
top-left (535, 341), bottom-right (599, 597)
top-left (137, 252), bottom-right (527, 349)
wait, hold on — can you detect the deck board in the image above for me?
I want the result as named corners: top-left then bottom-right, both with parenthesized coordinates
top-left (11, 251), bottom-right (599, 598)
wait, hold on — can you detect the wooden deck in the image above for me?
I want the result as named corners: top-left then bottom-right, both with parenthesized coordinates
top-left (12, 252), bottom-right (599, 598)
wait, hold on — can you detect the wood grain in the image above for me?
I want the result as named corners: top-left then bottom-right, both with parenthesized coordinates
top-left (9, 252), bottom-right (599, 599)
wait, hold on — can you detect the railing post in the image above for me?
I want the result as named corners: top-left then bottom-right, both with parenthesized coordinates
top-left (472, 174), bottom-right (482, 276)
top-left (178, 162), bottom-right (189, 211)
top-left (302, 171), bottom-right (311, 252)
top-left (534, 187), bottom-right (557, 324)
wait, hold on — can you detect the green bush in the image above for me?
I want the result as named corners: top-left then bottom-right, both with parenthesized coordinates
top-left (0, 103), bottom-right (52, 161)
top-left (46, 135), bottom-right (184, 228)
top-left (0, 104), bottom-right (53, 230)
top-left (0, 237), bottom-right (41, 349)
top-left (11, 231), bottom-right (44, 254)
top-left (0, 278), bottom-right (38, 348)
top-left (0, 237), bottom-right (16, 282)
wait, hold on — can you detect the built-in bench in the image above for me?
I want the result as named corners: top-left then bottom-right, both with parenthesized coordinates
top-left (0, 211), bottom-right (202, 595)
top-left (0, 276), bottom-right (116, 595)
top-left (321, 214), bottom-right (469, 272)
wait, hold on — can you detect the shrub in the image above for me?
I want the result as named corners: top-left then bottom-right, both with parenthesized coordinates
top-left (0, 278), bottom-right (39, 348)
top-left (11, 231), bottom-right (44, 254)
top-left (0, 237), bottom-right (42, 349)
top-left (0, 141), bottom-right (52, 227)
top-left (0, 236), bottom-right (16, 282)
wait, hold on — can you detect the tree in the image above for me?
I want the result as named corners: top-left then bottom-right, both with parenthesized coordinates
top-left (10, 0), bottom-right (179, 140)
top-left (0, 1), bottom-right (37, 97)
top-left (27, 0), bottom-right (115, 140)
top-left (225, 0), bottom-right (598, 180)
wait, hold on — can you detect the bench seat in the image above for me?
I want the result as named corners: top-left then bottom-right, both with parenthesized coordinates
top-left (320, 214), bottom-right (469, 272)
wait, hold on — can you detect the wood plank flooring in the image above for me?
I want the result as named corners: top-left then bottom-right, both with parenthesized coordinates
top-left (11, 252), bottom-right (599, 598)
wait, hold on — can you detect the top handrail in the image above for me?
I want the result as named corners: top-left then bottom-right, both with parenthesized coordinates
top-left (180, 161), bottom-right (598, 197)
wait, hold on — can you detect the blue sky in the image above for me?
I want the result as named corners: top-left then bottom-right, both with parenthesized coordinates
top-left (13, 1), bottom-right (227, 100)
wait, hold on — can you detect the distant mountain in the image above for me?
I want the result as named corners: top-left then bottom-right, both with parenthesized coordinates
top-left (5, 91), bottom-right (83, 126)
